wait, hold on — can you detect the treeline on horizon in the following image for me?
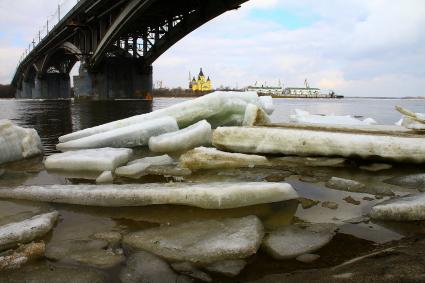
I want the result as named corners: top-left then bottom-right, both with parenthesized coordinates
top-left (0, 84), bottom-right (15, 98)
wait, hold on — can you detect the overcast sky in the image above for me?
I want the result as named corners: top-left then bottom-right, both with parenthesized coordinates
top-left (1, 0), bottom-right (424, 97)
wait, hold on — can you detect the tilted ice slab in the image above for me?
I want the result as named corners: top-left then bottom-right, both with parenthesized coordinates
top-left (370, 194), bottom-right (425, 221)
top-left (0, 212), bottom-right (58, 251)
top-left (396, 106), bottom-right (425, 123)
top-left (45, 148), bottom-right (133, 172)
top-left (123, 216), bottom-right (264, 263)
top-left (57, 117), bottom-right (179, 151)
top-left (0, 182), bottom-right (298, 209)
top-left (149, 120), bottom-right (212, 153)
top-left (259, 96), bottom-right (274, 115)
top-left (59, 91), bottom-right (268, 143)
top-left (290, 109), bottom-right (377, 125)
top-left (399, 116), bottom-right (425, 130)
top-left (212, 126), bottom-right (425, 163)
top-left (242, 104), bottom-right (271, 126)
top-left (115, 155), bottom-right (175, 179)
top-left (179, 147), bottom-right (269, 171)
top-left (262, 223), bottom-right (338, 260)
top-left (0, 120), bottom-right (43, 165)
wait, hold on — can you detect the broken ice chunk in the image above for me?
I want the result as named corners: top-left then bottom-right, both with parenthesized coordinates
top-left (57, 117), bottom-right (179, 151)
top-left (204, 260), bottom-right (247, 277)
top-left (370, 194), bottom-right (425, 221)
top-left (0, 242), bottom-right (45, 271)
top-left (259, 96), bottom-right (274, 115)
top-left (400, 116), bottom-right (425, 131)
top-left (242, 104), bottom-right (271, 126)
top-left (96, 171), bottom-right (114, 184)
top-left (0, 182), bottom-right (298, 209)
top-left (0, 120), bottom-right (43, 165)
top-left (0, 212), bottom-right (58, 251)
top-left (45, 148), bottom-right (132, 172)
top-left (122, 216), bottom-right (264, 263)
top-left (179, 147), bottom-right (270, 171)
top-left (326, 177), bottom-right (394, 196)
top-left (115, 155), bottom-right (174, 179)
top-left (395, 106), bottom-right (425, 123)
top-left (149, 120), bottom-right (212, 153)
top-left (262, 223), bottom-right (337, 260)
top-left (290, 109), bottom-right (376, 125)
top-left (59, 91), bottom-right (263, 143)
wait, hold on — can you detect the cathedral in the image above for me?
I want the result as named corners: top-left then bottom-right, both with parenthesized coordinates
top-left (189, 68), bottom-right (212, 91)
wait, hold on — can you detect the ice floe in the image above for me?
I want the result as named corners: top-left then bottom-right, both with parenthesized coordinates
top-left (259, 96), bottom-right (274, 115)
top-left (242, 103), bottom-right (271, 126)
top-left (171, 262), bottom-right (212, 282)
top-left (396, 106), bottom-right (425, 123)
top-left (0, 120), bottom-right (43, 165)
top-left (212, 126), bottom-right (425, 163)
top-left (326, 177), bottom-right (394, 196)
top-left (59, 91), bottom-right (270, 143)
top-left (115, 155), bottom-right (174, 178)
top-left (0, 242), bottom-right (45, 271)
top-left (120, 251), bottom-right (189, 283)
top-left (370, 194), bottom-right (425, 221)
top-left (205, 260), bottom-right (247, 277)
top-left (384, 173), bottom-right (425, 191)
top-left (57, 117), bottom-right (179, 151)
top-left (123, 216), bottom-right (264, 263)
top-left (96, 171), bottom-right (113, 184)
top-left (149, 120), bottom-right (212, 153)
top-left (45, 148), bottom-right (132, 172)
top-left (262, 223), bottom-right (338, 260)
top-left (180, 147), bottom-right (269, 171)
top-left (0, 212), bottom-right (58, 251)
top-left (0, 182), bottom-right (298, 209)
top-left (290, 109), bottom-right (377, 125)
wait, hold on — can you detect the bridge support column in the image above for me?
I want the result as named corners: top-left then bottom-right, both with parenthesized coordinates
top-left (37, 74), bottom-right (70, 99)
top-left (73, 58), bottom-right (152, 99)
top-left (22, 81), bottom-right (33, 99)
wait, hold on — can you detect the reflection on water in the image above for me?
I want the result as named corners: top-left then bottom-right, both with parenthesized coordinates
top-left (1, 97), bottom-right (425, 154)
top-left (0, 99), bottom-right (153, 154)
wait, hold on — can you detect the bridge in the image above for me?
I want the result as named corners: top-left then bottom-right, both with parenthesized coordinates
top-left (12, 0), bottom-right (247, 99)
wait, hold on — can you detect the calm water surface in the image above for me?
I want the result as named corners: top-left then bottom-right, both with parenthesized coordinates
top-left (1, 97), bottom-right (425, 281)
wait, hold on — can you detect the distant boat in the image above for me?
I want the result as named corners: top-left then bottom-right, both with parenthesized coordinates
top-left (246, 79), bottom-right (343, 98)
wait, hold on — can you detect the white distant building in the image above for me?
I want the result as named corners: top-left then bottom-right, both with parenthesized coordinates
top-left (246, 79), bottom-right (338, 98)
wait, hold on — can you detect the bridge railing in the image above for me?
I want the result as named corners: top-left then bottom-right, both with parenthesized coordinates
top-left (16, 0), bottom-right (80, 67)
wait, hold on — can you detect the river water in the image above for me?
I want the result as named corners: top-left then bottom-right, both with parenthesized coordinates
top-left (0, 97), bottom-right (425, 281)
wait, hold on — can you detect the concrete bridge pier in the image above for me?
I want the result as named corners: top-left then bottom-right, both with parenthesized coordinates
top-left (73, 58), bottom-right (153, 99)
top-left (18, 74), bottom-right (70, 99)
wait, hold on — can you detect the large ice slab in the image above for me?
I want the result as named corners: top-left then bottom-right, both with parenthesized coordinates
top-left (290, 109), bottom-right (377, 125)
top-left (59, 91), bottom-right (268, 143)
top-left (149, 120), bottom-right (212, 153)
top-left (262, 223), bottom-right (337, 260)
top-left (115, 155), bottom-right (174, 179)
top-left (57, 117), bottom-right (178, 151)
top-left (122, 216), bottom-right (264, 263)
top-left (0, 182), bottom-right (298, 209)
top-left (0, 212), bottom-right (58, 251)
top-left (0, 120), bottom-right (43, 165)
top-left (180, 147), bottom-right (269, 170)
top-left (212, 126), bottom-right (425, 163)
top-left (370, 194), bottom-right (425, 221)
top-left (45, 148), bottom-right (132, 172)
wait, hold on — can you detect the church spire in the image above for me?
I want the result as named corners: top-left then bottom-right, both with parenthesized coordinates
top-left (199, 68), bottom-right (204, 77)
